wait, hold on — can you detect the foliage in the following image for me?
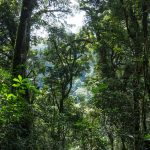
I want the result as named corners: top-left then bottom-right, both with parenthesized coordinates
top-left (0, 0), bottom-right (150, 149)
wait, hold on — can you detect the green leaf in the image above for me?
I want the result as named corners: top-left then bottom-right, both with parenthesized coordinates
top-left (19, 89), bottom-right (25, 94)
top-left (12, 83), bottom-right (20, 87)
top-left (22, 78), bottom-right (29, 83)
top-left (92, 83), bottom-right (108, 93)
top-left (18, 75), bottom-right (22, 81)
top-left (7, 94), bottom-right (16, 99)
top-left (13, 78), bottom-right (20, 82)
top-left (144, 134), bottom-right (150, 140)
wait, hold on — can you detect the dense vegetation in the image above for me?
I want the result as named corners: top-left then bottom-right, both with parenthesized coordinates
top-left (0, 0), bottom-right (150, 150)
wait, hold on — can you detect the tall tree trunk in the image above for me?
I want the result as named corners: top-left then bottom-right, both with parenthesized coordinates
top-left (133, 61), bottom-right (142, 150)
top-left (120, 1), bottom-right (146, 149)
top-left (12, 0), bottom-right (35, 147)
top-left (142, 0), bottom-right (149, 134)
top-left (121, 137), bottom-right (126, 150)
top-left (13, 0), bottom-right (34, 78)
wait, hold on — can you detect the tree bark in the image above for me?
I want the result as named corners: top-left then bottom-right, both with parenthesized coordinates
top-left (12, 0), bottom-right (34, 78)
top-left (142, 0), bottom-right (149, 134)
top-left (12, 0), bottom-right (36, 147)
top-left (120, 1), bottom-right (145, 149)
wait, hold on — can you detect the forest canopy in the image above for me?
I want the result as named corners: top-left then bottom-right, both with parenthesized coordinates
top-left (0, 0), bottom-right (150, 150)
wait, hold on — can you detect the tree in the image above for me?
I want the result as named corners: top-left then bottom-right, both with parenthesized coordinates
top-left (0, 0), bottom-right (73, 149)
top-left (12, 0), bottom-right (36, 78)
top-left (0, 0), bottom-right (150, 149)
top-left (0, 0), bottom-right (19, 68)
top-left (79, 0), bottom-right (150, 149)
top-left (28, 27), bottom-right (91, 149)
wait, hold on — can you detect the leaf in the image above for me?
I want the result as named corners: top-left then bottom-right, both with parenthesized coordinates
top-left (18, 75), bottom-right (22, 81)
top-left (92, 83), bottom-right (108, 93)
top-left (99, 83), bottom-right (108, 90)
top-left (144, 134), bottom-right (150, 140)
top-left (19, 89), bottom-right (25, 94)
top-left (7, 94), bottom-right (16, 99)
top-left (12, 83), bottom-right (20, 87)
top-left (113, 45), bottom-right (122, 53)
top-left (22, 78), bottom-right (29, 83)
top-left (13, 78), bottom-right (20, 82)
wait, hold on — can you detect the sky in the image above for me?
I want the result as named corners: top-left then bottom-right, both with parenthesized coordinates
top-left (33, 0), bottom-right (85, 37)
top-left (67, 12), bottom-right (85, 33)
top-left (67, 0), bottom-right (85, 33)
